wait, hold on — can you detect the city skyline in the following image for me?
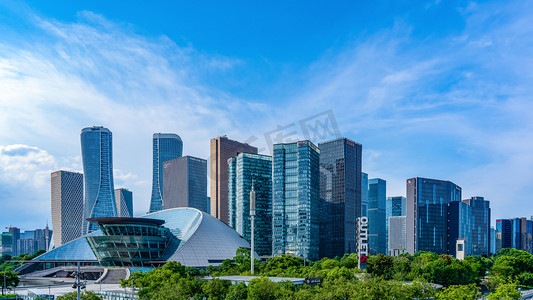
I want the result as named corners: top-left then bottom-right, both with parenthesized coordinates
top-left (1, 0), bottom-right (533, 230)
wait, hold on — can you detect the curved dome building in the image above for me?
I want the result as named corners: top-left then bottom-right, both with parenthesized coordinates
top-left (34, 208), bottom-right (253, 267)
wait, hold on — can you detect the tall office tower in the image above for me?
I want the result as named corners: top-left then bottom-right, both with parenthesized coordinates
top-left (8, 227), bottom-right (20, 256)
top-left (496, 218), bottom-right (533, 254)
top-left (386, 196), bottom-right (406, 255)
top-left (51, 170), bottom-right (83, 247)
top-left (519, 217), bottom-right (533, 253)
top-left (389, 216), bottom-right (407, 255)
top-left (150, 133), bottom-right (183, 213)
top-left (163, 156), bottom-right (208, 212)
top-left (447, 201), bottom-right (472, 257)
top-left (511, 218), bottom-right (521, 250)
top-left (115, 188), bottom-right (133, 217)
top-left (368, 178), bottom-right (387, 254)
top-left (361, 173), bottom-right (368, 217)
top-left (227, 153), bottom-right (272, 256)
top-left (490, 227), bottom-right (497, 254)
top-left (33, 225), bottom-right (52, 252)
top-left (81, 126), bottom-right (117, 234)
top-left (210, 136), bottom-right (257, 224)
top-left (496, 219), bottom-right (512, 251)
top-left (462, 196), bottom-right (491, 256)
top-left (406, 177), bottom-right (461, 254)
top-left (318, 138), bottom-right (361, 258)
top-left (0, 233), bottom-right (13, 256)
top-left (272, 141), bottom-right (320, 261)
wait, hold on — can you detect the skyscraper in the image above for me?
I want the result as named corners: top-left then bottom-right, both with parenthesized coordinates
top-left (227, 153), bottom-right (272, 256)
top-left (386, 196), bottom-right (406, 254)
top-left (462, 196), bottom-right (491, 256)
top-left (163, 156), bottom-right (208, 212)
top-left (210, 136), bottom-right (257, 224)
top-left (150, 133), bottom-right (183, 213)
top-left (406, 177), bottom-right (461, 254)
top-left (51, 170), bottom-right (83, 247)
top-left (115, 188), bottom-right (133, 217)
top-left (495, 217), bottom-right (533, 254)
top-left (496, 219), bottom-right (512, 251)
top-left (368, 178), bottom-right (387, 254)
top-left (361, 173), bottom-right (368, 217)
top-left (318, 138), bottom-right (362, 258)
top-left (389, 216), bottom-right (407, 255)
top-left (272, 141), bottom-right (320, 261)
top-left (447, 201), bottom-right (472, 257)
top-left (81, 126), bottom-right (117, 234)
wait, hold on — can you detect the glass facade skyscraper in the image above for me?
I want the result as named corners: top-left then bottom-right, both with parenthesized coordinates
top-left (386, 196), bottom-right (406, 254)
top-left (406, 177), bottom-right (461, 254)
top-left (368, 178), bottom-right (387, 254)
top-left (51, 170), bottom-right (84, 247)
top-left (462, 196), bottom-right (490, 256)
top-left (447, 201), bottom-right (472, 257)
top-left (272, 141), bottom-right (320, 261)
top-left (163, 156), bottom-right (208, 212)
top-left (496, 219), bottom-right (512, 252)
top-left (496, 217), bottom-right (533, 254)
top-left (228, 153), bottom-right (272, 256)
top-left (361, 173), bottom-right (368, 217)
top-left (81, 126), bottom-right (117, 234)
top-left (150, 133), bottom-right (183, 213)
top-left (318, 138), bottom-right (361, 258)
top-left (115, 188), bottom-right (133, 217)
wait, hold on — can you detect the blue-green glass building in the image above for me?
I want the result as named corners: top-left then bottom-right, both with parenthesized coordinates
top-left (462, 196), bottom-right (490, 256)
top-left (406, 177), bottom-right (462, 254)
top-left (81, 126), bottom-right (117, 234)
top-left (447, 200), bottom-right (472, 257)
top-left (272, 141), bottom-right (320, 261)
top-left (228, 153), bottom-right (272, 256)
top-left (361, 172), bottom-right (368, 217)
top-left (150, 133), bottom-right (183, 213)
top-left (368, 178), bottom-right (387, 255)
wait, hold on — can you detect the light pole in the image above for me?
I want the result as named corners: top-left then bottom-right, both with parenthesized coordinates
top-left (131, 273), bottom-right (134, 300)
top-left (77, 262), bottom-right (81, 300)
top-left (250, 181), bottom-right (256, 275)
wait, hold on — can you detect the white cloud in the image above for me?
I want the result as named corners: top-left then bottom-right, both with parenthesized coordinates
top-left (0, 144), bottom-right (56, 187)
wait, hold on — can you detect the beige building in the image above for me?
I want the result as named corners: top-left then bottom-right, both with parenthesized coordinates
top-left (210, 136), bottom-right (257, 224)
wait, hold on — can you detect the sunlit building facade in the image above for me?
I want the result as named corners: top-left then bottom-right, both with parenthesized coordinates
top-left (272, 141), bottom-right (320, 261)
top-left (228, 153), bottom-right (272, 256)
top-left (368, 178), bottom-right (387, 254)
top-left (51, 170), bottom-right (84, 247)
top-left (115, 188), bottom-right (133, 217)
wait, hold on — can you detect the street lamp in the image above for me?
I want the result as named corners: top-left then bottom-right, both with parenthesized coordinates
top-left (250, 181), bottom-right (256, 275)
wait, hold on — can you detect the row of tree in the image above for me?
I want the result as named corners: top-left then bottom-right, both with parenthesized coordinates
top-left (119, 248), bottom-right (532, 299)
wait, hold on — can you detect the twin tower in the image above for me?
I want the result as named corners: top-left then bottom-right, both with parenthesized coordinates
top-left (80, 127), bottom-right (182, 235)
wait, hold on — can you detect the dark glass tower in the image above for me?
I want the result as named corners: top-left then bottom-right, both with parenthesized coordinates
top-left (462, 196), bottom-right (490, 256)
top-left (406, 177), bottom-right (461, 254)
top-left (163, 156), bottom-right (208, 212)
top-left (318, 138), bottom-right (361, 258)
top-left (150, 133), bottom-right (183, 213)
top-left (273, 141), bottom-right (320, 261)
top-left (368, 178), bottom-right (387, 255)
top-left (227, 153), bottom-right (272, 256)
top-left (447, 201), bottom-right (472, 257)
top-left (81, 126), bottom-right (116, 234)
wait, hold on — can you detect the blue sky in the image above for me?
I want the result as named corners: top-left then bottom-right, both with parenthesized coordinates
top-left (1, 0), bottom-right (532, 230)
